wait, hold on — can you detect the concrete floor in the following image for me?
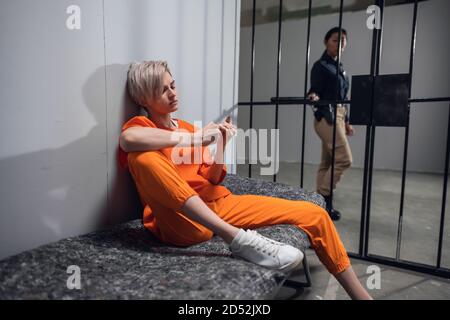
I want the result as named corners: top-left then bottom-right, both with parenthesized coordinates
top-left (237, 162), bottom-right (450, 299)
top-left (276, 250), bottom-right (450, 300)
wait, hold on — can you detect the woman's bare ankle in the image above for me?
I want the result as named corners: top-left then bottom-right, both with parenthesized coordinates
top-left (216, 226), bottom-right (240, 244)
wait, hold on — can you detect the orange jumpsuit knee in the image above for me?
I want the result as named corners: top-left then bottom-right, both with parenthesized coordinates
top-left (127, 150), bottom-right (213, 246)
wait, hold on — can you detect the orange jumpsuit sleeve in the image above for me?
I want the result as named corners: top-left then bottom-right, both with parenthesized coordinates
top-left (197, 146), bottom-right (227, 185)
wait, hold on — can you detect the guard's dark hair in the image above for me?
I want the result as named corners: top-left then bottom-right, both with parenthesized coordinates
top-left (324, 27), bottom-right (347, 42)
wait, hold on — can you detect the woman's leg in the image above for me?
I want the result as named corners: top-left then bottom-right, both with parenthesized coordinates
top-left (208, 194), bottom-right (372, 299)
top-left (127, 150), bottom-right (303, 271)
top-left (181, 196), bottom-right (239, 243)
top-left (335, 266), bottom-right (373, 300)
top-left (127, 150), bottom-right (239, 245)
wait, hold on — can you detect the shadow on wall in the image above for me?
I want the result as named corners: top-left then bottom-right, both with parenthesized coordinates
top-left (0, 64), bottom-right (142, 259)
top-left (88, 64), bottom-right (143, 228)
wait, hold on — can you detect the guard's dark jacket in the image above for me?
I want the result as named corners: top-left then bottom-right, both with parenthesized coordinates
top-left (308, 51), bottom-right (349, 124)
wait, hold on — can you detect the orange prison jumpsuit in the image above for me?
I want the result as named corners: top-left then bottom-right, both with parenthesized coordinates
top-left (118, 116), bottom-right (350, 275)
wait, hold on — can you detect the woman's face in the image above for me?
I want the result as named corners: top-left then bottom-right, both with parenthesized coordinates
top-left (325, 32), bottom-right (347, 58)
top-left (148, 71), bottom-right (178, 115)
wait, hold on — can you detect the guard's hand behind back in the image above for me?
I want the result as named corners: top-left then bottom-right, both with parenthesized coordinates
top-left (308, 93), bottom-right (320, 103)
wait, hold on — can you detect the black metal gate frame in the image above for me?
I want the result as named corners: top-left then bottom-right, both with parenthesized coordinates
top-left (238, 0), bottom-right (450, 279)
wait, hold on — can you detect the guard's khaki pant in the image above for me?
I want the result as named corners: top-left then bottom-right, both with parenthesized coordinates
top-left (314, 106), bottom-right (352, 196)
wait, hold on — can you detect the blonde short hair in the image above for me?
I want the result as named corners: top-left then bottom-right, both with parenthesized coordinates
top-left (127, 60), bottom-right (172, 108)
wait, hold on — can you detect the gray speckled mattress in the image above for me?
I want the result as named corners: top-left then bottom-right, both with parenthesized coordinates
top-left (0, 174), bottom-right (323, 299)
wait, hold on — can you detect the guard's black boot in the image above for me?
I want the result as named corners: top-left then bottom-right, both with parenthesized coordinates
top-left (323, 195), bottom-right (341, 221)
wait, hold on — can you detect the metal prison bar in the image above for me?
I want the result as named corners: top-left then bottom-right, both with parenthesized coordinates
top-left (237, 0), bottom-right (450, 278)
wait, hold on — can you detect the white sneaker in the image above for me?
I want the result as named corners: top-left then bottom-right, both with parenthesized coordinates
top-left (229, 229), bottom-right (304, 272)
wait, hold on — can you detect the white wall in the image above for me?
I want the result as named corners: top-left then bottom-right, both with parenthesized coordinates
top-left (238, 0), bottom-right (450, 173)
top-left (0, 0), bottom-right (241, 260)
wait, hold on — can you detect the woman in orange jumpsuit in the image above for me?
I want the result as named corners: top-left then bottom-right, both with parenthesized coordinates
top-left (119, 61), bottom-right (372, 300)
